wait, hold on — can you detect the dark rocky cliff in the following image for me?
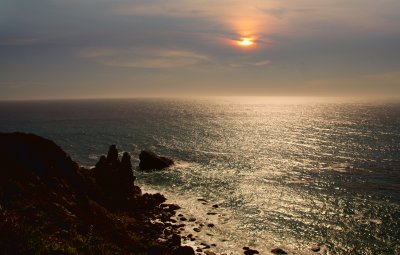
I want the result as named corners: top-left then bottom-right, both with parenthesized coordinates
top-left (0, 133), bottom-right (192, 255)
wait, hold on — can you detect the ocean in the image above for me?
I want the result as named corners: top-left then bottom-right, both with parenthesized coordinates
top-left (0, 97), bottom-right (399, 254)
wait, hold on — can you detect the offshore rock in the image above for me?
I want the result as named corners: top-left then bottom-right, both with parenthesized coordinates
top-left (139, 150), bottom-right (174, 171)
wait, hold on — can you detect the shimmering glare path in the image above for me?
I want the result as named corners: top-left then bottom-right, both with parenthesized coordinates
top-left (0, 97), bottom-right (399, 254)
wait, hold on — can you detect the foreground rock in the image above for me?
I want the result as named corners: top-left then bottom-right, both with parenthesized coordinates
top-left (139, 150), bottom-right (174, 171)
top-left (173, 246), bottom-right (195, 255)
top-left (0, 133), bottom-right (183, 254)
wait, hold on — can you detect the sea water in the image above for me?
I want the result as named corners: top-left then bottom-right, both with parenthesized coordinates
top-left (0, 97), bottom-right (399, 254)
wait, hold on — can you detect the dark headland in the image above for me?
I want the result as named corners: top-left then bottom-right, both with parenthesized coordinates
top-left (0, 132), bottom-right (192, 255)
top-left (0, 133), bottom-right (294, 255)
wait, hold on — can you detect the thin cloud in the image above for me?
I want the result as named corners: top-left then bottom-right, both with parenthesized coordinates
top-left (0, 33), bottom-right (57, 46)
top-left (80, 47), bottom-right (271, 69)
top-left (81, 47), bottom-right (210, 69)
top-left (0, 81), bottom-right (50, 88)
top-left (364, 71), bottom-right (400, 81)
top-left (260, 7), bottom-right (315, 19)
top-left (112, 0), bottom-right (276, 25)
top-left (230, 60), bottom-right (271, 68)
top-left (261, 8), bottom-right (287, 19)
top-left (113, 1), bottom-right (209, 18)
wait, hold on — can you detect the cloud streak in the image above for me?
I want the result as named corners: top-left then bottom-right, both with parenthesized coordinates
top-left (81, 47), bottom-right (210, 69)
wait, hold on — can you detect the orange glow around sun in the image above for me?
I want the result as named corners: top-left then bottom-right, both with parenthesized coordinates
top-left (237, 37), bottom-right (254, 47)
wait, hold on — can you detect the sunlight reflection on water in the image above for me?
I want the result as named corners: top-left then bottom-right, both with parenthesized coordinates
top-left (0, 97), bottom-right (399, 254)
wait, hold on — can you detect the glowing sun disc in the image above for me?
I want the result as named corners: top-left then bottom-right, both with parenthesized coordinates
top-left (237, 38), bottom-right (254, 47)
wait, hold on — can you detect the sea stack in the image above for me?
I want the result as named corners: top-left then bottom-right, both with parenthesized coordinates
top-left (94, 145), bottom-right (137, 205)
top-left (139, 150), bottom-right (174, 171)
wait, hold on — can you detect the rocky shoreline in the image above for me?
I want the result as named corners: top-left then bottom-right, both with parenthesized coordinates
top-left (0, 132), bottom-right (190, 254)
top-left (0, 132), bottom-right (316, 255)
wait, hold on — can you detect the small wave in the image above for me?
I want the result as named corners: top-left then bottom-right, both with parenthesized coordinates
top-left (194, 150), bottom-right (233, 155)
top-left (88, 154), bottom-right (100, 160)
top-left (173, 160), bottom-right (192, 168)
top-left (80, 164), bottom-right (95, 169)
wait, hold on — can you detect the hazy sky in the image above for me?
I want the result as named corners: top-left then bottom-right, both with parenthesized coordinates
top-left (1, 0), bottom-right (400, 99)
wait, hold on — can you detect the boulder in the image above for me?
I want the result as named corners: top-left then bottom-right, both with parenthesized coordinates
top-left (271, 248), bottom-right (287, 254)
top-left (139, 150), bottom-right (174, 171)
top-left (243, 248), bottom-right (259, 255)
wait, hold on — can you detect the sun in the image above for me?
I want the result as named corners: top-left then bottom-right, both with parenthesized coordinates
top-left (237, 37), bottom-right (254, 47)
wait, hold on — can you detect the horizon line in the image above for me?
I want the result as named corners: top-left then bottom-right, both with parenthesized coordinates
top-left (1, 95), bottom-right (399, 103)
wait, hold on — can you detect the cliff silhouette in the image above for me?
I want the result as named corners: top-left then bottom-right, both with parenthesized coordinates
top-left (0, 133), bottom-right (192, 255)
